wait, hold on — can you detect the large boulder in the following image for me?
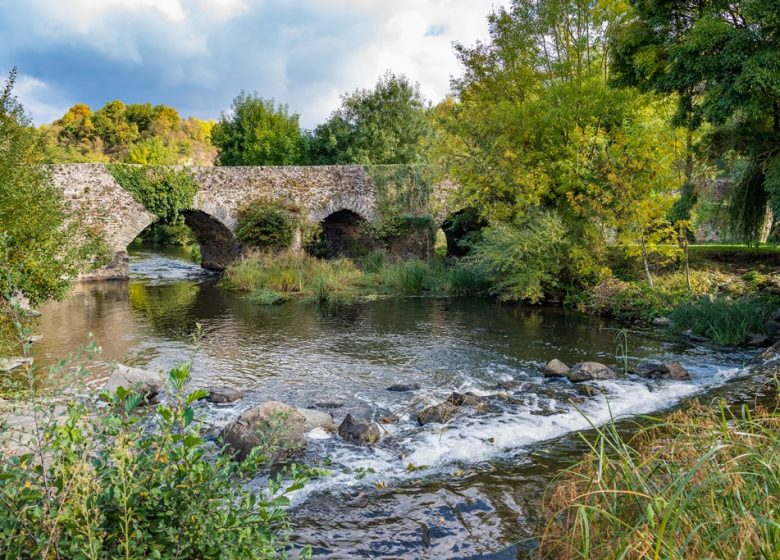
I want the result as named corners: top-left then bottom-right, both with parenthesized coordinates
top-left (103, 365), bottom-right (162, 399)
top-left (567, 362), bottom-right (617, 382)
top-left (417, 402), bottom-right (459, 425)
top-left (543, 359), bottom-right (571, 378)
top-left (337, 413), bottom-right (381, 445)
top-left (297, 408), bottom-right (335, 432)
top-left (631, 362), bottom-right (691, 381)
top-left (220, 401), bottom-right (307, 461)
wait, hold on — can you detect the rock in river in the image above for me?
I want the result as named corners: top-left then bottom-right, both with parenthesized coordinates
top-left (338, 413), bottom-right (381, 445)
top-left (220, 401), bottom-right (307, 461)
top-left (204, 386), bottom-right (244, 404)
top-left (567, 362), bottom-right (617, 382)
top-left (446, 391), bottom-right (484, 407)
top-left (297, 408), bottom-right (335, 432)
top-left (417, 402), bottom-right (459, 426)
top-left (543, 359), bottom-right (571, 378)
top-left (103, 364), bottom-right (162, 399)
top-left (631, 362), bottom-right (691, 381)
top-left (386, 383), bottom-right (421, 392)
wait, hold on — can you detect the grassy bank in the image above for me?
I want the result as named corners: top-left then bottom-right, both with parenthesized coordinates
top-left (538, 394), bottom-right (780, 559)
top-left (220, 251), bottom-right (488, 303)
top-left (584, 262), bottom-right (780, 345)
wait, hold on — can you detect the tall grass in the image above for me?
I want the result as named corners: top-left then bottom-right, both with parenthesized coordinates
top-left (670, 296), bottom-right (776, 345)
top-left (538, 397), bottom-right (780, 559)
top-left (221, 251), bottom-right (361, 303)
top-left (222, 251), bottom-right (489, 304)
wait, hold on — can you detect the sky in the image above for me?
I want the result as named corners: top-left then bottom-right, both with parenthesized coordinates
top-left (0, 0), bottom-right (502, 128)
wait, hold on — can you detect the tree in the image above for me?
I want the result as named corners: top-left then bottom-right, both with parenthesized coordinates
top-left (211, 93), bottom-right (306, 166)
top-left (0, 69), bottom-right (105, 304)
top-left (611, 0), bottom-right (780, 243)
top-left (307, 72), bottom-right (432, 165)
top-left (432, 0), bottom-right (684, 286)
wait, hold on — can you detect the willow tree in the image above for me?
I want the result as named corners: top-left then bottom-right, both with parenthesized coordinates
top-left (433, 0), bottom-right (684, 286)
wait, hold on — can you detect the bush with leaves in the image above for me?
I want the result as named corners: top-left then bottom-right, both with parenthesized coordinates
top-left (466, 210), bottom-right (568, 303)
top-left (235, 202), bottom-right (298, 250)
top-left (107, 164), bottom-right (199, 224)
top-left (0, 319), bottom-right (317, 558)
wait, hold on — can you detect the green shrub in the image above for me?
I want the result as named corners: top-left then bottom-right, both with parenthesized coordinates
top-left (107, 164), bottom-right (199, 223)
top-left (466, 210), bottom-right (568, 303)
top-left (0, 355), bottom-right (315, 558)
top-left (670, 296), bottom-right (776, 345)
top-left (540, 398), bottom-right (780, 559)
top-left (235, 203), bottom-right (296, 250)
top-left (0, 70), bottom-right (108, 306)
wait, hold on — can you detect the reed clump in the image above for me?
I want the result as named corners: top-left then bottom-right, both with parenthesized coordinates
top-left (538, 395), bottom-right (780, 559)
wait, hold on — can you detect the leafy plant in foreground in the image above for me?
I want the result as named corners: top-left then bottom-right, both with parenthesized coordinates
top-left (0, 325), bottom-right (315, 558)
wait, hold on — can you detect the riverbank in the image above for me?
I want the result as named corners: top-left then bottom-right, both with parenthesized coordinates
top-left (535, 379), bottom-right (779, 559)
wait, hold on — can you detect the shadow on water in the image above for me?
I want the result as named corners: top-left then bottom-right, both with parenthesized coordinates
top-left (32, 248), bottom-right (773, 558)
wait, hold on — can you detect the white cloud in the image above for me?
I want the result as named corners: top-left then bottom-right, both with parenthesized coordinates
top-left (13, 74), bottom-right (70, 125)
top-left (2, 0), bottom-right (505, 126)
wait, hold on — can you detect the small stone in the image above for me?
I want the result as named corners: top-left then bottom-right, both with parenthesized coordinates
top-left (746, 333), bottom-right (771, 348)
top-left (651, 317), bottom-right (671, 327)
top-left (567, 362), bottom-right (617, 382)
top-left (386, 383), bottom-right (421, 392)
top-left (446, 391), bottom-right (484, 407)
top-left (494, 380), bottom-right (520, 391)
top-left (631, 361), bottom-right (690, 381)
top-left (543, 359), bottom-right (571, 378)
top-left (681, 330), bottom-right (709, 343)
top-left (576, 384), bottom-right (603, 397)
top-left (754, 339), bottom-right (780, 363)
top-left (765, 320), bottom-right (780, 339)
top-left (417, 402), bottom-right (459, 426)
top-left (337, 414), bottom-right (381, 445)
top-left (314, 401), bottom-right (344, 409)
top-left (0, 357), bottom-right (33, 372)
top-left (204, 386), bottom-right (243, 404)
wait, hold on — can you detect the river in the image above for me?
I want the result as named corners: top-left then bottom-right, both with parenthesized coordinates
top-left (33, 246), bottom-right (768, 559)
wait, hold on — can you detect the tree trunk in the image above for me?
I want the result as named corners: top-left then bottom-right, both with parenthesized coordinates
top-left (641, 237), bottom-right (654, 289)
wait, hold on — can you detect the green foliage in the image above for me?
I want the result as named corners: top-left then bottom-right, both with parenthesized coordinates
top-left (612, 0), bottom-right (780, 243)
top-left (235, 202), bottom-right (297, 250)
top-left (0, 69), bottom-right (108, 305)
top-left (41, 101), bottom-right (216, 165)
top-left (0, 356), bottom-right (314, 558)
top-left (107, 164), bottom-right (199, 223)
top-left (540, 398), bottom-right (780, 559)
top-left (307, 72), bottom-right (432, 165)
top-left (670, 296), bottom-right (777, 346)
top-left (585, 277), bottom-right (697, 322)
top-left (363, 164), bottom-right (434, 239)
top-left (212, 92), bottom-right (306, 165)
top-left (466, 211), bottom-right (568, 303)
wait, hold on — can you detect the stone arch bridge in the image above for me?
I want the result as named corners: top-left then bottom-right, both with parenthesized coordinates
top-left (51, 164), bottom-right (462, 279)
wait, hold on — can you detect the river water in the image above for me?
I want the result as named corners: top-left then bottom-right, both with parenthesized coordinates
top-left (33, 247), bottom-right (767, 559)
